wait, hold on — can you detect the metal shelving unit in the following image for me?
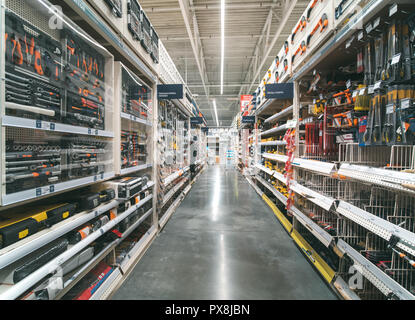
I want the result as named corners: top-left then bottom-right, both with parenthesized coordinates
top-left (243, 0), bottom-right (415, 300)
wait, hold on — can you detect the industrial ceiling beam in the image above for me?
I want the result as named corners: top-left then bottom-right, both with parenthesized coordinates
top-left (242, 0), bottom-right (297, 94)
top-left (147, 3), bottom-right (275, 13)
top-left (177, 0), bottom-right (213, 119)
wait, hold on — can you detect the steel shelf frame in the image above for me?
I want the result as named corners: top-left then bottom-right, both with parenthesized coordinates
top-left (3, 171), bottom-right (115, 206)
top-left (337, 201), bottom-right (415, 257)
top-left (255, 175), bottom-right (288, 206)
top-left (0, 199), bottom-right (118, 270)
top-left (290, 181), bottom-right (336, 212)
top-left (259, 140), bottom-right (287, 147)
top-left (289, 206), bottom-right (334, 248)
top-left (255, 164), bottom-right (286, 185)
top-left (292, 158), bottom-right (337, 176)
top-left (264, 105), bottom-right (294, 124)
top-left (119, 164), bottom-right (152, 176)
top-left (0, 194), bottom-right (153, 300)
top-left (2, 115), bottom-right (114, 138)
top-left (337, 239), bottom-right (415, 300)
top-left (120, 112), bottom-right (153, 127)
top-left (262, 153), bottom-right (289, 163)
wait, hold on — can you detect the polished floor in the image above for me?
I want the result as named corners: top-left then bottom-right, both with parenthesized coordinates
top-left (112, 166), bottom-right (337, 300)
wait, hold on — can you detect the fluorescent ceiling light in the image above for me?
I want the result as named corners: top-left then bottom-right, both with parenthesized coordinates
top-left (220, 0), bottom-right (225, 95)
top-left (213, 100), bottom-right (219, 127)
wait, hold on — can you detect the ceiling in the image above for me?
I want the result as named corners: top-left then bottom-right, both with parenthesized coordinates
top-left (140, 0), bottom-right (309, 127)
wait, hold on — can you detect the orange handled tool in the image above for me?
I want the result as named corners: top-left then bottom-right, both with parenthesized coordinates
top-left (307, 13), bottom-right (329, 46)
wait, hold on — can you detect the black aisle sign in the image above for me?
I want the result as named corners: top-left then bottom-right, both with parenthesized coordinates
top-left (157, 84), bottom-right (184, 100)
top-left (242, 116), bottom-right (255, 124)
top-left (265, 83), bottom-right (294, 99)
top-left (191, 117), bottom-right (203, 124)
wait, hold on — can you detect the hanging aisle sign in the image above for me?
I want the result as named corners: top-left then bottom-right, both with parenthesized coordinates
top-left (190, 117), bottom-right (203, 124)
top-left (242, 116), bottom-right (255, 124)
top-left (157, 84), bottom-right (184, 100)
top-left (265, 83), bottom-right (294, 99)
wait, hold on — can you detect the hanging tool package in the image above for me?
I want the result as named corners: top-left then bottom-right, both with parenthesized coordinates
top-left (4, 10), bottom-right (107, 130)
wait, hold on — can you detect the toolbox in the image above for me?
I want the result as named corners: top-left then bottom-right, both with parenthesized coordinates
top-left (104, 176), bottom-right (144, 200)
top-left (0, 203), bottom-right (76, 249)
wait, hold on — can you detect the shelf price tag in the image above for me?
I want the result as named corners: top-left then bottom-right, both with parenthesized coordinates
top-left (359, 88), bottom-right (366, 96)
top-left (386, 104), bottom-right (395, 114)
top-left (286, 120), bottom-right (297, 129)
top-left (346, 80), bottom-right (351, 89)
top-left (368, 85), bottom-right (375, 95)
top-left (374, 81), bottom-right (382, 90)
top-left (401, 99), bottom-right (411, 110)
top-left (389, 3), bottom-right (398, 17)
top-left (352, 91), bottom-right (358, 98)
top-left (35, 185), bottom-right (55, 197)
top-left (391, 53), bottom-right (401, 65)
top-left (365, 23), bottom-right (373, 34)
top-left (358, 31), bottom-right (364, 41)
top-left (373, 17), bottom-right (381, 29)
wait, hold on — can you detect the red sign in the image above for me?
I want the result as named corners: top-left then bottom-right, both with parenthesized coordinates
top-left (240, 95), bottom-right (253, 112)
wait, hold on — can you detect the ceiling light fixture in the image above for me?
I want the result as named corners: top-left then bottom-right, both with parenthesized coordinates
top-left (220, 0), bottom-right (225, 95)
top-left (213, 100), bottom-right (219, 127)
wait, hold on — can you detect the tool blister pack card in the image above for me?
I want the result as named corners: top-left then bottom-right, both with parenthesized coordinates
top-left (63, 29), bottom-right (107, 130)
top-left (5, 11), bottom-right (63, 123)
top-left (3, 7), bottom-right (113, 131)
top-left (127, 0), bottom-right (143, 41)
top-left (121, 67), bottom-right (151, 121)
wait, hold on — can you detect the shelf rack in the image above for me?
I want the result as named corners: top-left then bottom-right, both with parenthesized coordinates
top-left (0, 194), bottom-right (153, 300)
top-left (239, 0), bottom-right (415, 300)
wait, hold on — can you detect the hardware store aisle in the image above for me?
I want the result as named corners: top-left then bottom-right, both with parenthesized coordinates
top-left (112, 167), bottom-right (337, 300)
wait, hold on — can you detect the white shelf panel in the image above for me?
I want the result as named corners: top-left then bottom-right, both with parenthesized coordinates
top-left (338, 163), bottom-right (415, 195)
top-left (290, 182), bottom-right (336, 212)
top-left (292, 158), bottom-right (336, 175)
top-left (2, 115), bottom-right (114, 138)
top-left (245, 175), bottom-right (264, 197)
top-left (120, 112), bottom-right (152, 127)
top-left (162, 178), bottom-right (188, 207)
top-left (159, 194), bottom-right (184, 229)
top-left (337, 239), bottom-right (415, 300)
top-left (255, 164), bottom-right (286, 184)
top-left (260, 125), bottom-right (289, 136)
top-left (119, 224), bottom-right (156, 272)
top-left (2, 172), bottom-right (115, 206)
top-left (255, 175), bottom-right (288, 205)
top-left (264, 105), bottom-right (293, 123)
top-left (120, 164), bottom-right (152, 176)
top-left (337, 201), bottom-right (415, 257)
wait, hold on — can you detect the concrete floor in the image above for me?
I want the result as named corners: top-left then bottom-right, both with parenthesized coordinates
top-left (112, 166), bottom-right (337, 300)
